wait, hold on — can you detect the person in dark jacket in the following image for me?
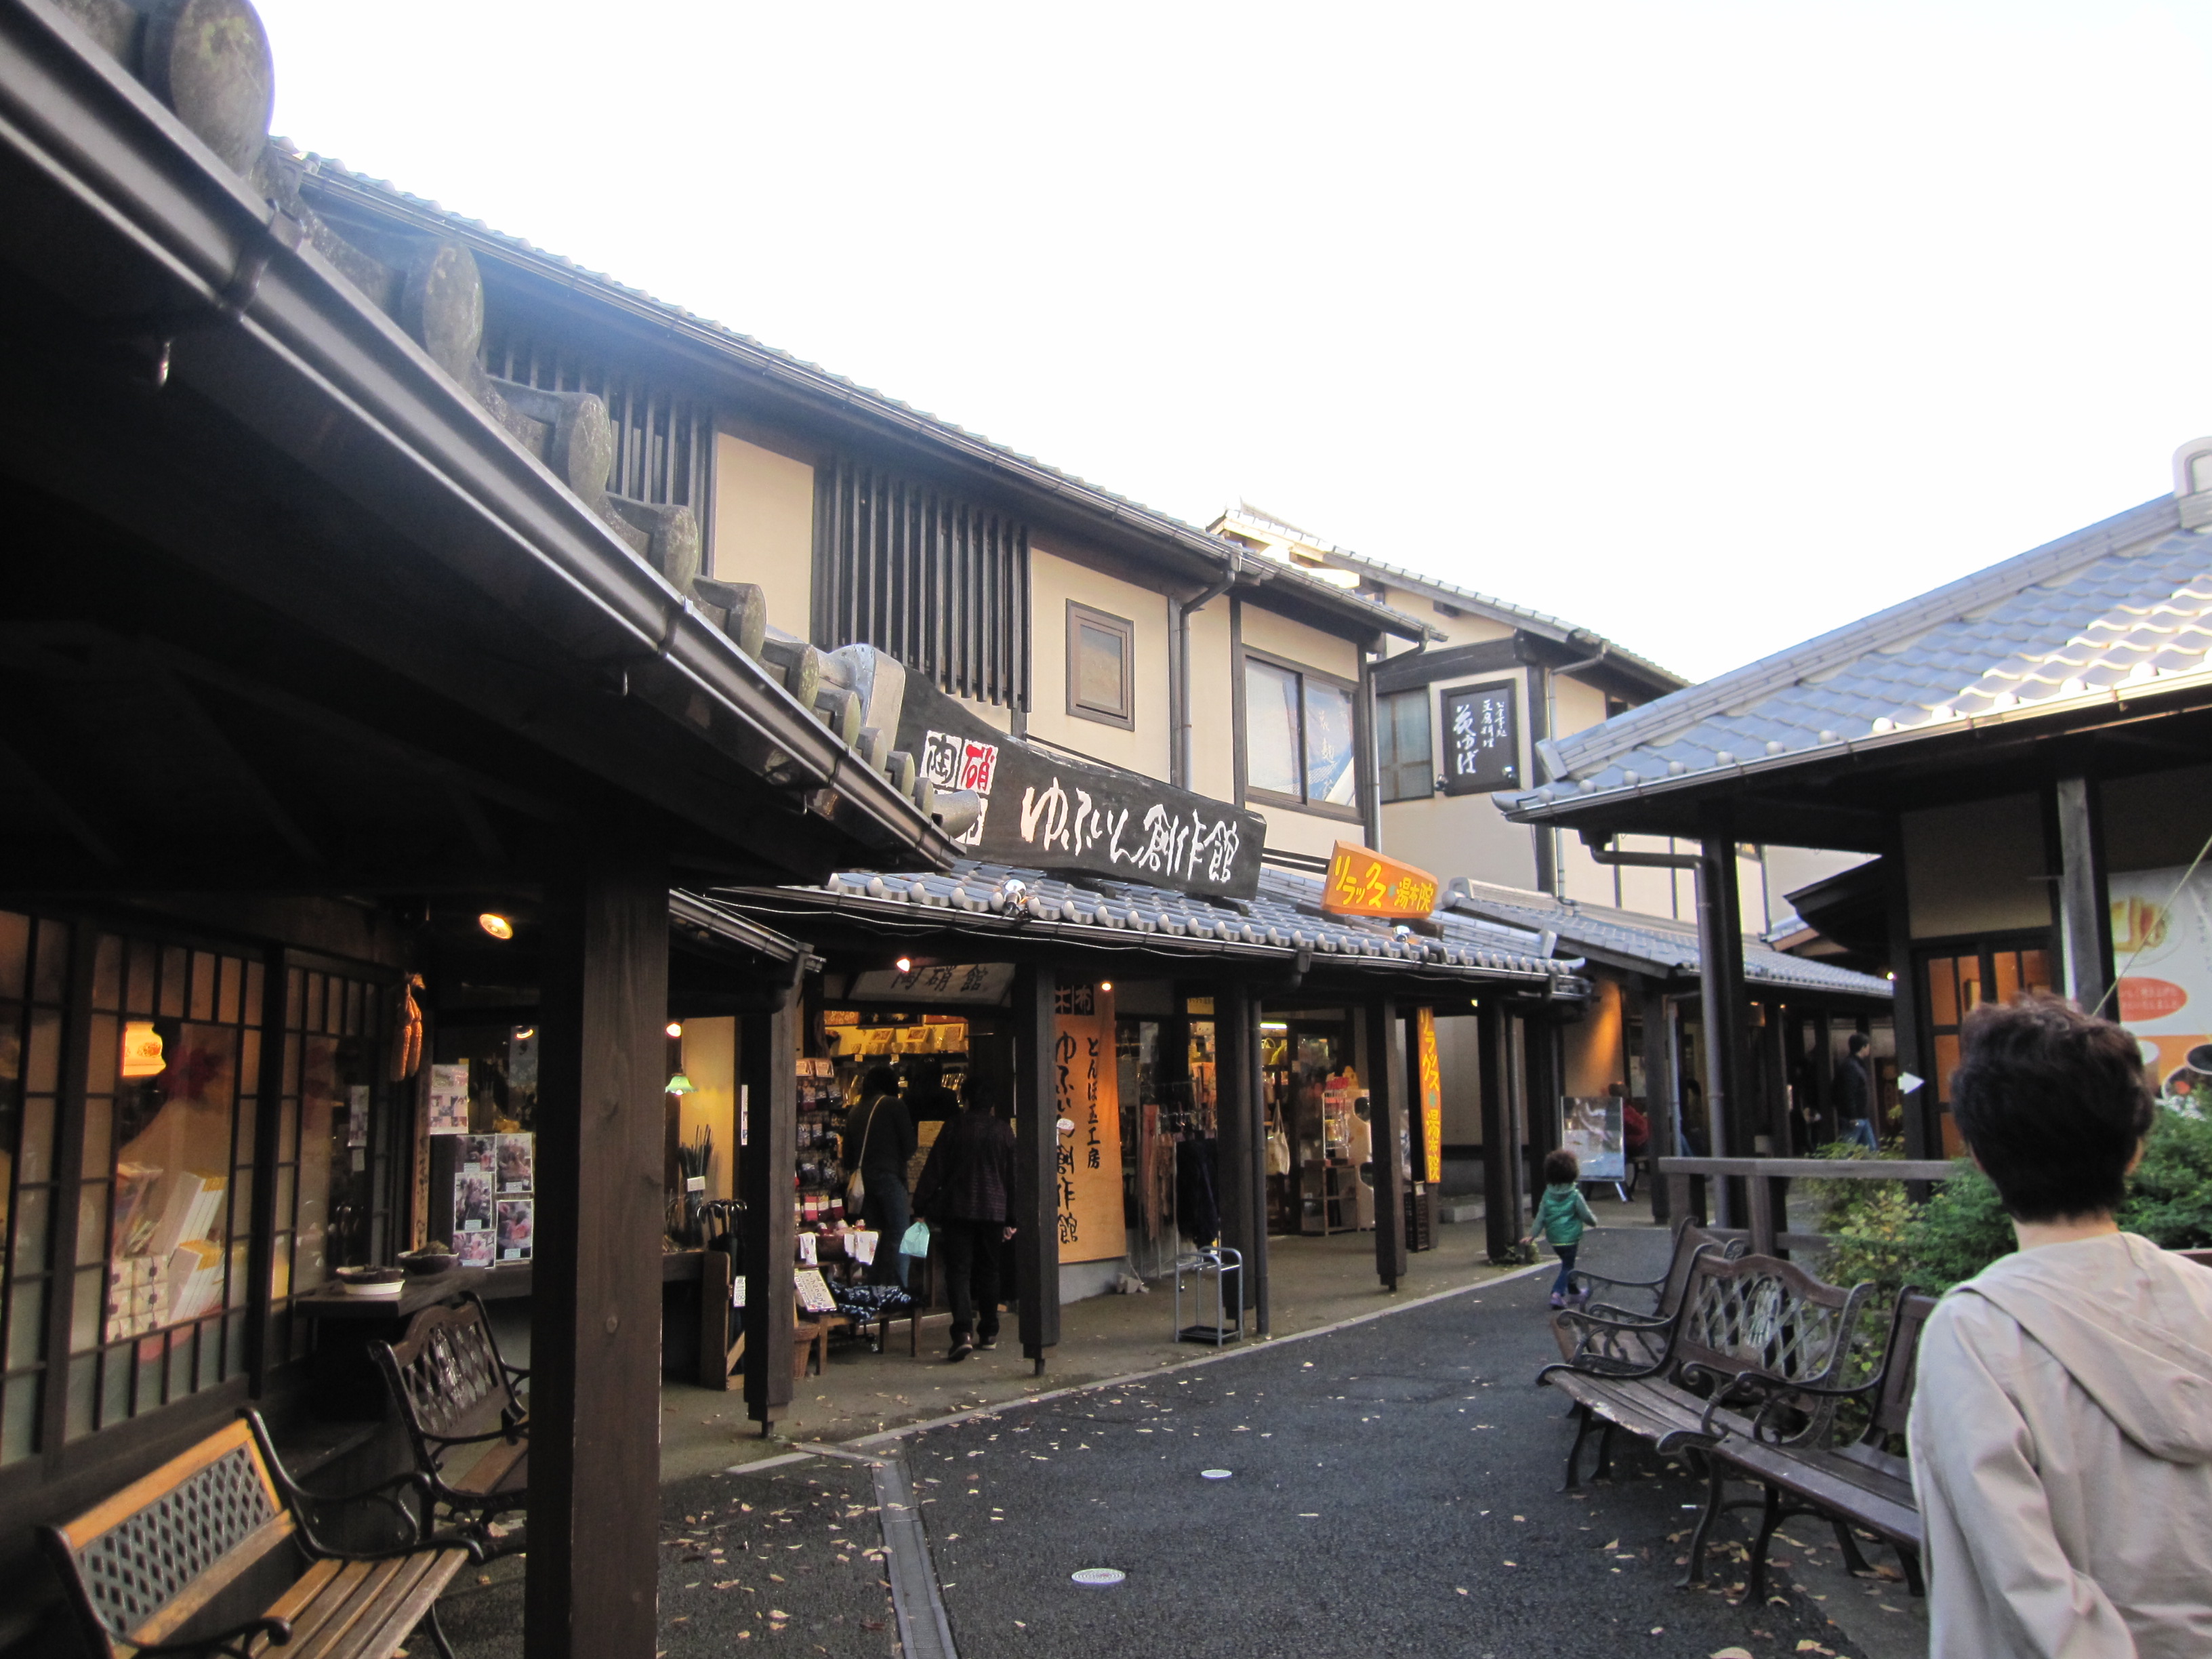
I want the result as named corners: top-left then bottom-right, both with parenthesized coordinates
top-left (912, 1079), bottom-right (1016, 1361)
top-left (1834, 1033), bottom-right (1878, 1149)
top-left (844, 1065), bottom-right (918, 1288)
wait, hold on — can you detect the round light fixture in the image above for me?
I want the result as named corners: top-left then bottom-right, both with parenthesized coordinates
top-left (1099, 980), bottom-right (1113, 992)
top-left (666, 1021), bottom-right (684, 1038)
top-left (478, 912), bottom-right (515, 941)
top-left (895, 956), bottom-right (914, 973)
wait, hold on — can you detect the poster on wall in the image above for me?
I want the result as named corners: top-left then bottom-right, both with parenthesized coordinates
top-left (1439, 682), bottom-right (1519, 796)
top-left (2107, 865), bottom-right (2212, 1118)
top-left (427, 1063), bottom-right (470, 1134)
top-left (1561, 1097), bottom-right (1626, 1181)
top-left (1415, 1009), bottom-right (1444, 1187)
top-left (1052, 983), bottom-right (1126, 1262)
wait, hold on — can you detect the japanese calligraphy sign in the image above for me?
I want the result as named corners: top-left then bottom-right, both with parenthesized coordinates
top-left (1052, 985), bottom-right (1124, 1263)
top-left (1439, 680), bottom-right (1519, 795)
top-left (897, 677), bottom-right (1264, 899)
top-left (849, 963), bottom-right (1015, 1004)
top-left (1321, 841), bottom-right (1440, 920)
top-left (1416, 1008), bottom-right (1443, 1187)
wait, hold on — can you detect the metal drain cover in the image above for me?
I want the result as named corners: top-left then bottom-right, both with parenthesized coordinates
top-left (1200, 1469), bottom-right (1233, 1480)
top-left (1071, 1568), bottom-right (1126, 1587)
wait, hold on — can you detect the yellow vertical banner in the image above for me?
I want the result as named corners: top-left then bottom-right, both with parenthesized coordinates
top-left (1052, 983), bottom-right (1124, 1262)
top-left (1416, 1008), bottom-right (1443, 1186)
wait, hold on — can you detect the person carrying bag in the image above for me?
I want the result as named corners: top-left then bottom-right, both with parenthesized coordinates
top-left (842, 1065), bottom-right (916, 1289)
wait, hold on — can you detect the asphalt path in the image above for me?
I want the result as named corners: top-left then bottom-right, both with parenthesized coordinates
top-left (905, 1233), bottom-right (1879, 1659)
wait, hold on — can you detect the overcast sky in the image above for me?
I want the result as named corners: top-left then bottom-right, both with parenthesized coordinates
top-left (255, 1), bottom-right (2212, 682)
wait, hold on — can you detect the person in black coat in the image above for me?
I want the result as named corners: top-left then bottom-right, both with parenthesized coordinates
top-left (844, 1065), bottom-right (918, 1287)
top-left (912, 1079), bottom-right (1016, 1361)
top-left (1834, 1033), bottom-right (1878, 1149)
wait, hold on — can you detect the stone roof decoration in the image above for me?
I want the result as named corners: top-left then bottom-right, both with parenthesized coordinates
top-left (1499, 489), bottom-right (2205, 813)
top-left (722, 861), bottom-right (1588, 992)
top-left (1446, 878), bottom-right (1893, 999)
top-left (44, 0), bottom-right (973, 842)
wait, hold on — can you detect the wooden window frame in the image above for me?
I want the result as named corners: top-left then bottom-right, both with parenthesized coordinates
top-left (1065, 600), bottom-right (1136, 731)
top-left (1238, 648), bottom-right (1366, 823)
top-left (1376, 688), bottom-right (1434, 804)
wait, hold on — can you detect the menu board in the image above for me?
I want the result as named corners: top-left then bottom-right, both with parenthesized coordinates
top-left (1052, 983), bottom-right (1125, 1262)
top-left (1440, 682), bottom-right (1519, 795)
top-left (1563, 1097), bottom-right (1626, 1181)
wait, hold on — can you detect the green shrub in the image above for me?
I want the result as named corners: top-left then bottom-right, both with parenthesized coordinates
top-left (1904, 1163), bottom-right (2011, 1293)
top-left (2118, 1107), bottom-right (2212, 1248)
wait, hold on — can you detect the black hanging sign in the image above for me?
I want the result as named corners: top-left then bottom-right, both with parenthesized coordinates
top-left (1440, 681), bottom-right (1519, 796)
top-left (895, 680), bottom-right (1265, 900)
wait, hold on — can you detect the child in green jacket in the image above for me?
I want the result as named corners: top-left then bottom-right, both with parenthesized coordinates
top-left (1525, 1148), bottom-right (1598, 1309)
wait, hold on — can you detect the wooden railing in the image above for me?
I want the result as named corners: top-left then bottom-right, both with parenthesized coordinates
top-left (1658, 1155), bottom-right (1957, 1257)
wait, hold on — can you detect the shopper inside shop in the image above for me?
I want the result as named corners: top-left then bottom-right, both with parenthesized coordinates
top-left (913, 1076), bottom-right (1017, 1361)
top-left (843, 1065), bottom-right (918, 1288)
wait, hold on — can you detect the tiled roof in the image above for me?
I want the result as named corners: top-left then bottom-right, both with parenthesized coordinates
top-left (285, 150), bottom-right (1431, 645)
top-left (713, 860), bottom-right (1587, 990)
top-left (1501, 493), bottom-right (2197, 811)
top-left (1445, 879), bottom-right (1893, 998)
top-left (1214, 504), bottom-right (1685, 690)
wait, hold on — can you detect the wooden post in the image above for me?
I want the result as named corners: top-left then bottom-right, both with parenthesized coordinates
top-left (1479, 996), bottom-right (1517, 1263)
top-left (1012, 964), bottom-right (1060, 1372)
top-left (1639, 977), bottom-right (1676, 1223)
top-left (738, 986), bottom-right (796, 1433)
top-left (2054, 775), bottom-right (2114, 1017)
top-left (1880, 813), bottom-right (1932, 1164)
top-left (1214, 981), bottom-right (1264, 1333)
top-left (1761, 1001), bottom-right (1792, 1154)
top-left (528, 842), bottom-right (669, 1659)
top-left (1696, 811), bottom-right (1750, 1224)
top-left (1366, 996), bottom-right (1408, 1290)
top-left (1808, 1010), bottom-right (1834, 1145)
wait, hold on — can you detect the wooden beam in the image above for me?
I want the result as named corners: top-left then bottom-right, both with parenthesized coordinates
top-left (1638, 978), bottom-right (1677, 1223)
top-left (1479, 996), bottom-right (1516, 1263)
top-left (527, 840), bottom-right (668, 1659)
top-left (1012, 964), bottom-right (1059, 1371)
top-left (1212, 980), bottom-right (1259, 1332)
top-left (0, 733), bottom-right (121, 866)
top-left (1695, 808), bottom-right (1750, 1223)
top-left (739, 987), bottom-right (797, 1432)
top-left (2053, 775), bottom-right (2114, 1017)
top-left (1367, 996), bottom-right (1408, 1290)
top-left (145, 663), bottom-right (326, 867)
top-left (1879, 815), bottom-right (1932, 1164)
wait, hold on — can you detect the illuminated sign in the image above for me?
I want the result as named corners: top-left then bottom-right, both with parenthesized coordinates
top-left (1321, 841), bottom-right (1440, 920)
top-left (121, 1021), bottom-right (166, 1080)
top-left (1416, 1008), bottom-right (1443, 1187)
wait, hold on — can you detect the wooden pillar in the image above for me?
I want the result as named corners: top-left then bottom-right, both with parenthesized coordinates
top-left (527, 842), bottom-right (668, 1659)
top-left (1012, 964), bottom-right (1059, 1371)
top-left (1366, 995), bottom-right (1408, 1290)
top-left (1808, 1010), bottom-right (1834, 1145)
top-left (2053, 775), bottom-right (2114, 1018)
top-left (1696, 812), bottom-right (1750, 1224)
top-left (1880, 814), bottom-right (1932, 1163)
top-left (1214, 981), bottom-right (1265, 1333)
top-left (1479, 996), bottom-right (1517, 1262)
top-left (738, 986), bottom-right (796, 1433)
top-left (1760, 1002), bottom-right (1791, 1153)
top-left (1638, 977), bottom-right (1676, 1223)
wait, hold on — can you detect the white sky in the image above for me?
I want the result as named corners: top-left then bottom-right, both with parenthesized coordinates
top-left (255, 1), bottom-right (2212, 682)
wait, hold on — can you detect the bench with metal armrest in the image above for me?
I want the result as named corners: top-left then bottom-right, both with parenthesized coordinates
top-left (369, 1292), bottom-right (527, 1557)
top-left (1551, 1219), bottom-right (1749, 1370)
top-left (39, 1412), bottom-right (482, 1659)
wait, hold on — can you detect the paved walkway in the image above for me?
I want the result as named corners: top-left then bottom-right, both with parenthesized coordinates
top-left (436, 1216), bottom-right (1929, 1659)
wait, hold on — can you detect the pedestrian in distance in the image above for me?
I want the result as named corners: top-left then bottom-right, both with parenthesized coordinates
top-left (1833, 1031), bottom-right (1879, 1149)
top-left (843, 1065), bottom-right (917, 1290)
top-left (1910, 994), bottom-right (2212, 1659)
top-left (912, 1077), bottom-right (1017, 1362)
top-left (1525, 1148), bottom-right (1599, 1310)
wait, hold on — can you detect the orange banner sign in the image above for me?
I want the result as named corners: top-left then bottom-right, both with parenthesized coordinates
top-left (1322, 842), bottom-right (1439, 920)
top-left (1416, 1008), bottom-right (1443, 1187)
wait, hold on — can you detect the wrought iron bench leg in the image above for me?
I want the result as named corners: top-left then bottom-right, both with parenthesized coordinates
top-left (1830, 1518), bottom-right (1872, 1576)
top-left (421, 1601), bottom-right (458, 1659)
top-left (1561, 1404), bottom-right (1599, 1490)
top-left (1680, 1461), bottom-right (1727, 1588)
top-left (1590, 1419), bottom-right (1618, 1482)
top-left (1741, 1485), bottom-right (1786, 1604)
top-left (1900, 1544), bottom-right (1925, 1599)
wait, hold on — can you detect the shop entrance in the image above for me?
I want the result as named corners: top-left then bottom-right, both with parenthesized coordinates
top-left (1261, 1009), bottom-right (1366, 1236)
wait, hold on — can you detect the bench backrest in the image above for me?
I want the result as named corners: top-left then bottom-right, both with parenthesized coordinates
top-left (1658, 1218), bottom-right (1749, 1317)
top-left (1865, 1290), bottom-right (1938, 1442)
top-left (1671, 1250), bottom-right (1873, 1419)
top-left (39, 1416), bottom-right (295, 1656)
top-left (373, 1292), bottom-right (523, 1448)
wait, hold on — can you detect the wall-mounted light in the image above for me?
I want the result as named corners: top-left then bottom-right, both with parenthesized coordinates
top-left (666, 1072), bottom-right (697, 1095)
top-left (895, 956), bottom-right (914, 974)
top-left (478, 913), bottom-right (515, 941)
top-left (666, 1021), bottom-right (684, 1038)
top-left (121, 1021), bottom-right (166, 1079)
top-left (1099, 981), bottom-right (1113, 993)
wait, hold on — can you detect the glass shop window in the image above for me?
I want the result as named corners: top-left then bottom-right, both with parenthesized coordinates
top-left (1242, 653), bottom-right (1360, 812)
top-left (0, 912), bottom-right (67, 1465)
top-left (73, 935), bottom-right (262, 1440)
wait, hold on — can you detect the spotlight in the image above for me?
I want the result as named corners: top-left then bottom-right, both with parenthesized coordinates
top-left (1099, 980), bottom-right (1113, 992)
top-left (895, 956), bottom-right (914, 973)
top-left (478, 912), bottom-right (515, 941)
top-left (666, 1021), bottom-right (684, 1038)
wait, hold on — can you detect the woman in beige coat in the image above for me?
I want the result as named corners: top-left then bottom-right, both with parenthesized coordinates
top-left (1910, 995), bottom-right (2212, 1659)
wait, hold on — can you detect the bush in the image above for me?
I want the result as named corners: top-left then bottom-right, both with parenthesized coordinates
top-left (2118, 1107), bottom-right (2212, 1249)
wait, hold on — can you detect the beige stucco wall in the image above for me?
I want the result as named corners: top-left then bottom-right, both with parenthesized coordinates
top-left (1435, 1011), bottom-right (1484, 1145)
top-left (711, 432), bottom-right (815, 640)
top-left (1563, 977), bottom-right (1629, 1098)
top-left (1904, 794), bottom-right (2049, 939)
top-left (1761, 845), bottom-right (1872, 930)
top-left (1376, 586), bottom-right (1514, 651)
top-left (1250, 802), bottom-right (1359, 859)
top-left (2105, 762), bottom-right (2212, 872)
top-left (1025, 541), bottom-right (1172, 779)
top-left (1186, 600), bottom-right (1236, 803)
top-left (1239, 603), bottom-right (1361, 681)
top-left (678, 1016), bottom-right (737, 1201)
top-left (1382, 792), bottom-right (1540, 888)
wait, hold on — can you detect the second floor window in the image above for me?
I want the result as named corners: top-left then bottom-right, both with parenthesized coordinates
top-left (1377, 689), bottom-right (1433, 802)
top-left (1067, 602), bottom-right (1134, 728)
top-left (1244, 653), bottom-right (1359, 815)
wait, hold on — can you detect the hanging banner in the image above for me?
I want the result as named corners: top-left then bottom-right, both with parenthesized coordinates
top-left (2107, 865), bottom-right (2212, 1118)
top-left (1052, 982), bottom-right (1125, 1261)
top-left (1416, 1008), bottom-right (1444, 1186)
top-left (1440, 680), bottom-right (1519, 795)
top-left (1322, 841), bottom-right (1440, 919)
top-left (897, 679), bottom-right (1264, 899)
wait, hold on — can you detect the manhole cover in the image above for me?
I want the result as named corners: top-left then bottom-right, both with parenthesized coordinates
top-left (1200, 1469), bottom-right (1233, 1480)
top-left (1071, 1568), bottom-right (1126, 1587)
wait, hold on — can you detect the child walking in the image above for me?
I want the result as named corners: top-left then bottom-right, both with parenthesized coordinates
top-left (1526, 1148), bottom-right (1598, 1309)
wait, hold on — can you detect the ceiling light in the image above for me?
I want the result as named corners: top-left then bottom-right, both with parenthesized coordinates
top-left (665, 1072), bottom-right (697, 1095)
top-left (895, 956), bottom-right (913, 973)
top-left (1099, 980), bottom-right (1113, 992)
top-left (478, 912), bottom-right (515, 941)
top-left (666, 1021), bottom-right (684, 1038)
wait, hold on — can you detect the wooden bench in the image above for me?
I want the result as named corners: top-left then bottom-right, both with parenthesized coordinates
top-left (1536, 1250), bottom-right (1873, 1493)
top-left (1687, 1290), bottom-right (1936, 1601)
top-left (1553, 1219), bottom-right (1748, 1368)
top-left (369, 1293), bottom-right (527, 1555)
top-left (39, 1413), bottom-right (478, 1659)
